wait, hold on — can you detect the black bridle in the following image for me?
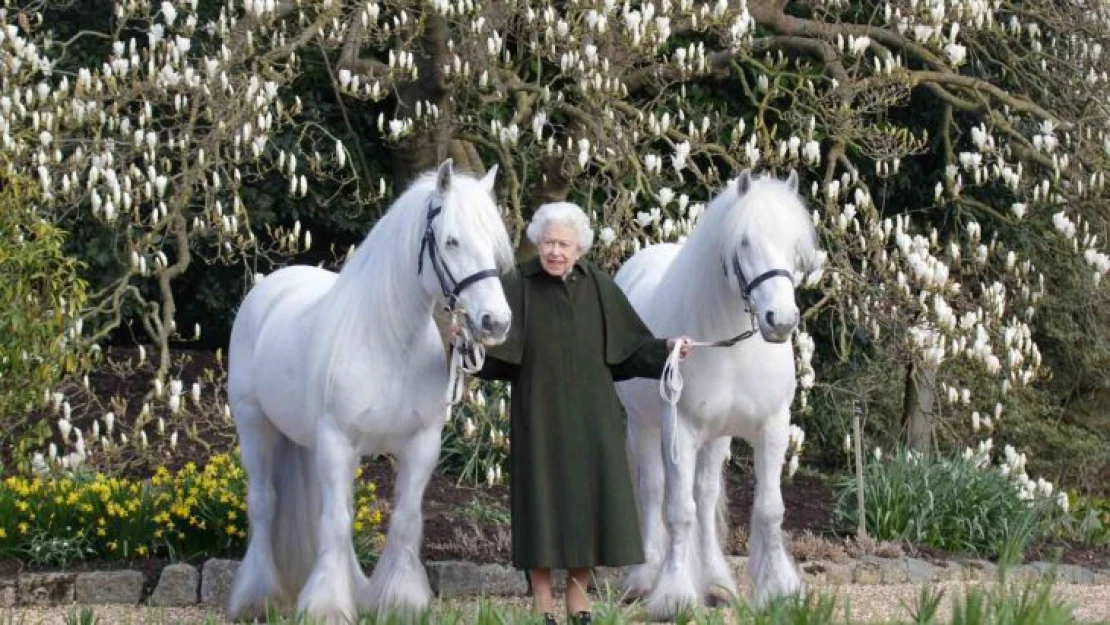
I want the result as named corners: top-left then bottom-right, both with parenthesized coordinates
top-left (417, 196), bottom-right (501, 406)
top-left (730, 252), bottom-right (794, 301)
top-left (417, 198), bottom-right (500, 313)
top-left (709, 251), bottom-right (793, 346)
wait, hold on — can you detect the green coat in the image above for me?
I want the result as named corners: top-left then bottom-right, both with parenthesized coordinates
top-left (478, 256), bottom-right (670, 571)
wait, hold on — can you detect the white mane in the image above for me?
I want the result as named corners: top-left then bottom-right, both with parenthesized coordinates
top-left (312, 170), bottom-right (514, 402)
top-left (665, 174), bottom-right (818, 302)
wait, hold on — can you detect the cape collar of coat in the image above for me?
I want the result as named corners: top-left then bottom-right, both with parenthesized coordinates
top-left (521, 256), bottom-right (587, 279)
top-left (483, 255), bottom-right (651, 368)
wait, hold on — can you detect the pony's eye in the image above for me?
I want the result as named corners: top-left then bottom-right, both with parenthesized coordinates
top-left (445, 236), bottom-right (460, 248)
top-left (740, 237), bottom-right (750, 247)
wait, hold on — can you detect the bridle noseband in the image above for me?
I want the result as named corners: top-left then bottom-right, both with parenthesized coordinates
top-left (710, 251), bottom-right (794, 346)
top-left (417, 198), bottom-right (500, 313)
top-left (729, 251), bottom-right (794, 302)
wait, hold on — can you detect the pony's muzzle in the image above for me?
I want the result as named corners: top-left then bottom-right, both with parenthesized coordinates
top-left (474, 312), bottom-right (511, 345)
top-left (762, 309), bottom-right (798, 343)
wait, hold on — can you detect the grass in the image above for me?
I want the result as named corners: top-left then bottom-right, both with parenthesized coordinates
top-left (1, 577), bottom-right (1091, 625)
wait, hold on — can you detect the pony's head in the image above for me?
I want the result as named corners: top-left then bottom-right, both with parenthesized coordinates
top-left (417, 159), bottom-right (514, 345)
top-left (719, 169), bottom-right (824, 343)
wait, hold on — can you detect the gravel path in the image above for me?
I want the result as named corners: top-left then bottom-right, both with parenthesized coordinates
top-left (5, 582), bottom-right (1110, 624)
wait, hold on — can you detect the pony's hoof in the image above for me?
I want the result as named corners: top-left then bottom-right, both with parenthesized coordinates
top-left (359, 551), bottom-right (433, 617)
top-left (300, 607), bottom-right (358, 625)
top-left (703, 576), bottom-right (740, 607)
top-left (620, 562), bottom-right (660, 600)
top-left (643, 568), bottom-right (700, 621)
top-left (297, 570), bottom-right (357, 625)
top-left (226, 599), bottom-right (276, 623)
top-left (227, 560), bottom-right (288, 622)
top-left (751, 566), bottom-right (805, 609)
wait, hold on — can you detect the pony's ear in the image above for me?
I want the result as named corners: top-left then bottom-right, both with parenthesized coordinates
top-left (480, 164), bottom-right (499, 193)
top-left (786, 169), bottom-right (799, 192)
top-left (436, 158), bottom-right (455, 196)
top-left (737, 169), bottom-right (753, 194)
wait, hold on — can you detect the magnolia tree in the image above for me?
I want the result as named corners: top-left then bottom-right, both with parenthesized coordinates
top-left (327, 0), bottom-right (1110, 474)
top-left (0, 0), bottom-right (395, 467)
top-left (3, 0), bottom-right (1110, 482)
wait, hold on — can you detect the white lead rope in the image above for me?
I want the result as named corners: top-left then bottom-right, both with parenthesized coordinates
top-left (659, 339), bottom-right (690, 465)
top-left (658, 326), bottom-right (760, 463)
top-left (447, 310), bottom-right (486, 406)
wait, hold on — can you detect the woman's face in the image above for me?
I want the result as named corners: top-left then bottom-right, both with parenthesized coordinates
top-left (538, 223), bottom-right (581, 277)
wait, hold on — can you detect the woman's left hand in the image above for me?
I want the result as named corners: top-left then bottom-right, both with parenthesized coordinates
top-left (667, 336), bottom-right (693, 360)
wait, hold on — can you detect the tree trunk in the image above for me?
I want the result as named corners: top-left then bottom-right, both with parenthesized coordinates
top-left (902, 361), bottom-right (938, 457)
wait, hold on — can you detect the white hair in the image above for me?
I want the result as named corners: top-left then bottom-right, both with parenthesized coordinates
top-left (526, 201), bottom-right (594, 253)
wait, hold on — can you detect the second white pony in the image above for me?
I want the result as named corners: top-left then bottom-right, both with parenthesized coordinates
top-left (614, 170), bottom-right (824, 619)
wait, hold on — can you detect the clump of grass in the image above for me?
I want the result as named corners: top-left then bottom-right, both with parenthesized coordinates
top-left (833, 448), bottom-right (1049, 559)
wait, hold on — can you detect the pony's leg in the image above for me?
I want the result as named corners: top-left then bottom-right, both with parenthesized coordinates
top-left (643, 418), bottom-right (700, 620)
top-left (747, 413), bottom-right (803, 608)
top-left (227, 402), bottom-right (287, 621)
top-left (695, 436), bottom-right (738, 603)
top-left (621, 420), bottom-right (666, 599)
top-left (296, 420), bottom-right (359, 625)
top-left (359, 422), bottom-right (438, 617)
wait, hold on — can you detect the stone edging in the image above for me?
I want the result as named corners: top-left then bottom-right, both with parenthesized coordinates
top-left (1, 556), bottom-right (1107, 609)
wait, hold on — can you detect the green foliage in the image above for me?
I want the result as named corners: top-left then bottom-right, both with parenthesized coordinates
top-left (1044, 491), bottom-right (1110, 547)
top-left (457, 497), bottom-right (510, 526)
top-left (63, 607), bottom-right (100, 625)
top-left (439, 381), bottom-right (511, 487)
top-left (24, 525), bottom-right (97, 568)
top-left (832, 449), bottom-right (1048, 559)
top-left (727, 593), bottom-right (843, 625)
top-left (947, 580), bottom-right (1079, 625)
top-left (0, 173), bottom-right (92, 467)
top-left (1000, 405), bottom-right (1110, 497)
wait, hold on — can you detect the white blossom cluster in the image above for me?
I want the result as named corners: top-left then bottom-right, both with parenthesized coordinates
top-left (0, 0), bottom-right (368, 414)
top-left (962, 438), bottom-right (1068, 510)
top-left (36, 369), bottom-right (217, 473)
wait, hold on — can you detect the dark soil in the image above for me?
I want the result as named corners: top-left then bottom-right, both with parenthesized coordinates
top-left (8, 346), bottom-right (237, 478)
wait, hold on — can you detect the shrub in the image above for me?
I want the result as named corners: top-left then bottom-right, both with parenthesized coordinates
top-left (0, 451), bottom-right (386, 564)
top-left (0, 173), bottom-right (92, 470)
top-left (832, 448), bottom-right (1055, 560)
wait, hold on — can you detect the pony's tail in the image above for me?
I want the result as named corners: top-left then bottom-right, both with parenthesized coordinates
top-left (271, 432), bottom-right (321, 598)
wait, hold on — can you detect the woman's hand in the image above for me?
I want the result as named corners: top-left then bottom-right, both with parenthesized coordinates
top-left (667, 336), bottom-right (693, 360)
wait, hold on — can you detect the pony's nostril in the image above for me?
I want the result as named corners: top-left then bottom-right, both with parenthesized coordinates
top-left (765, 311), bottom-right (775, 328)
top-left (480, 313), bottom-right (494, 332)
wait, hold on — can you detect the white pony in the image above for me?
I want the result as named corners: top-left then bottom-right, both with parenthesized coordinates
top-left (226, 160), bottom-right (515, 624)
top-left (614, 170), bottom-right (824, 619)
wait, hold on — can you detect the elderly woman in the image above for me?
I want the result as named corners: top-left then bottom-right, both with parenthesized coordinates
top-left (473, 202), bottom-right (690, 625)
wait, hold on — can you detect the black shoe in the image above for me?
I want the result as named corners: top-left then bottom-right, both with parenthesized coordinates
top-left (570, 611), bottom-right (592, 625)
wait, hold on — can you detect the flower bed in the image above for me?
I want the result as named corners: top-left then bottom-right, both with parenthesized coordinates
top-left (0, 452), bottom-right (386, 567)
